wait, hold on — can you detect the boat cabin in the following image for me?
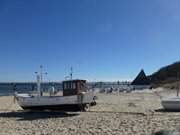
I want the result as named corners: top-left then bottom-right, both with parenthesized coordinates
top-left (62, 80), bottom-right (87, 96)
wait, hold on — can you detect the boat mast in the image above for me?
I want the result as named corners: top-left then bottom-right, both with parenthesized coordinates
top-left (37, 74), bottom-right (41, 97)
top-left (70, 67), bottom-right (73, 80)
top-left (40, 65), bottom-right (43, 82)
top-left (35, 65), bottom-right (47, 96)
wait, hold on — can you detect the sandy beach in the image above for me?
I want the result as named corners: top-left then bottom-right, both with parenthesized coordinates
top-left (0, 88), bottom-right (180, 135)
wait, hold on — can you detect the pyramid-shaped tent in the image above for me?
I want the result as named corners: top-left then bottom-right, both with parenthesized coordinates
top-left (131, 69), bottom-right (150, 85)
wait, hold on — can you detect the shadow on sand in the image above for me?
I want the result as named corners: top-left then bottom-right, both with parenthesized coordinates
top-left (155, 109), bottom-right (180, 113)
top-left (0, 111), bottom-right (79, 121)
top-left (154, 130), bottom-right (180, 135)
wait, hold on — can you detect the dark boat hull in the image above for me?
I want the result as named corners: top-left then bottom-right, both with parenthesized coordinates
top-left (21, 104), bottom-right (86, 111)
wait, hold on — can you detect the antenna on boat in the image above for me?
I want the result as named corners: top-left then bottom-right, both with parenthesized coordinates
top-left (70, 67), bottom-right (73, 80)
top-left (64, 67), bottom-right (73, 80)
top-left (35, 65), bottom-right (48, 96)
top-left (39, 65), bottom-right (48, 82)
top-left (40, 65), bottom-right (43, 82)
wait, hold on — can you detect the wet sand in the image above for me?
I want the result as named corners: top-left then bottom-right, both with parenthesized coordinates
top-left (0, 88), bottom-right (180, 135)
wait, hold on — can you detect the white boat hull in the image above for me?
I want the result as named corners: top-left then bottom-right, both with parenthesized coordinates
top-left (15, 92), bottom-right (95, 111)
top-left (161, 97), bottom-right (180, 110)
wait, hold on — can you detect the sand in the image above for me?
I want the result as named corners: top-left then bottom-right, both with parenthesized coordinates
top-left (0, 88), bottom-right (180, 135)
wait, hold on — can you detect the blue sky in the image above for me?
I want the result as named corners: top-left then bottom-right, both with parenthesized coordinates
top-left (0, 0), bottom-right (180, 82)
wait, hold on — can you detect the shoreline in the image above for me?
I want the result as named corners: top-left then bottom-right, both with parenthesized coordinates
top-left (0, 88), bottom-right (180, 135)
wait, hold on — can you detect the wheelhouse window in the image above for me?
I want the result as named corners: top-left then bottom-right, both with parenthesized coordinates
top-left (73, 82), bottom-right (76, 89)
top-left (64, 82), bottom-right (75, 89)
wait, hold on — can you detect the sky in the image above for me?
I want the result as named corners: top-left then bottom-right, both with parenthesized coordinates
top-left (0, 0), bottom-right (180, 82)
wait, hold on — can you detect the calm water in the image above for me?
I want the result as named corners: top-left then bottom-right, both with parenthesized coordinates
top-left (0, 82), bottom-right (131, 96)
top-left (0, 82), bottom-right (63, 96)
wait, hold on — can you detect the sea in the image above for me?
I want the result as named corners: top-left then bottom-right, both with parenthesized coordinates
top-left (0, 82), bottom-right (131, 96)
top-left (0, 82), bottom-right (63, 96)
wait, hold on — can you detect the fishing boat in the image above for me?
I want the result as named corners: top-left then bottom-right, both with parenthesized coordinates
top-left (15, 67), bottom-right (96, 111)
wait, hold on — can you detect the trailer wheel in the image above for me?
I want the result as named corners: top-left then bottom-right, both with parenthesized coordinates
top-left (93, 101), bottom-right (96, 106)
top-left (91, 101), bottom-right (96, 106)
top-left (83, 104), bottom-right (90, 112)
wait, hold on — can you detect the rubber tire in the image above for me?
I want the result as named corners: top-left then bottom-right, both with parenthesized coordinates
top-left (83, 104), bottom-right (90, 112)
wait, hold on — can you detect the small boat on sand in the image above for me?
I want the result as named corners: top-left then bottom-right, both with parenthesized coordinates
top-left (161, 97), bottom-right (180, 110)
top-left (161, 73), bottom-right (180, 111)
